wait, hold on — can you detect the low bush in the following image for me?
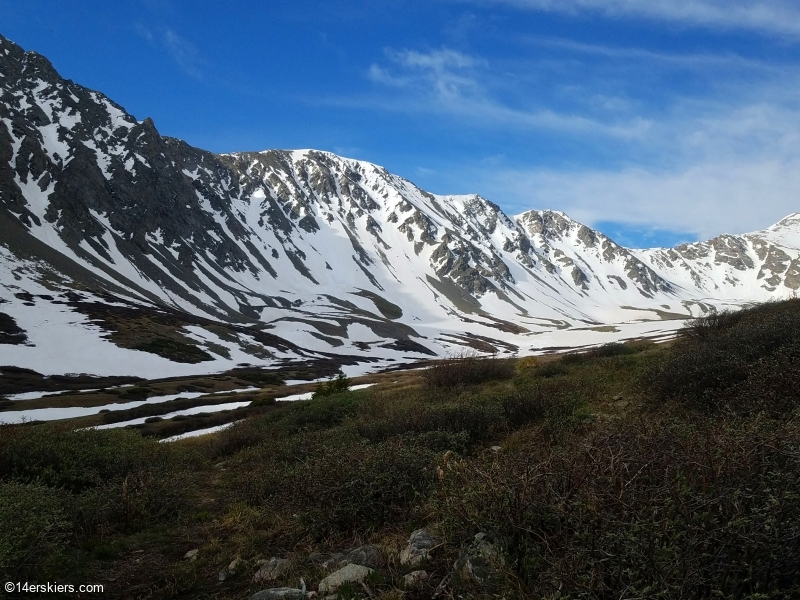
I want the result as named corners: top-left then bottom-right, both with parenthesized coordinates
top-left (238, 432), bottom-right (436, 539)
top-left (279, 390), bottom-right (361, 434)
top-left (562, 342), bottom-right (633, 365)
top-left (0, 482), bottom-right (73, 579)
top-left (0, 425), bottom-right (173, 492)
top-left (434, 413), bottom-right (800, 599)
top-left (206, 417), bottom-right (269, 459)
top-left (502, 378), bottom-right (594, 430)
top-left (312, 371), bottom-right (350, 399)
top-left (533, 360), bottom-right (568, 378)
top-left (0, 424), bottom-right (189, 580)
top-left (355, 393), bottom-right (502, 447)
top-left (647, 298), bottom-right (800, 415)
top-left (423, 351), bottom-right (516, 390)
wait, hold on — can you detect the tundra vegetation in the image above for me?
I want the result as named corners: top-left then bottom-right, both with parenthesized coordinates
top-left (1, 299), bottom-right (800, 599)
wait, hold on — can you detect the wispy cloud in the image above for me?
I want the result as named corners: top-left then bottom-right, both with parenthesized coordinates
top-left (133, 23), bottom-right (204, 79)
top-left (365, 47), bottom-right (651, 137)
top-left (525, 36), bottom-right (784, 72)
top-left (405, 44), bottom-right (800, 238)
top-left (475, 0), bottom-right (800, 38)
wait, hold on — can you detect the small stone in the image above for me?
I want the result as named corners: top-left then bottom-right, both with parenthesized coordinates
top-left (250, 588), bottom-right (305, 600)
top-left (253, 557), bottom-right (291, 583)
top-left (403, 570), bottom-right (429, 588)
top-left (229, 557), bottom-right (242, 571)
top-left (184, 549), bottom-right (199, 560)
top-left (219, 557), bottom-right (243, 581)
top-left (318, 563), bottom-right (373, 593)
top-left (400, 528), bottom-right (441, 567)
top-left (321, 545), bottom-right (383, 570)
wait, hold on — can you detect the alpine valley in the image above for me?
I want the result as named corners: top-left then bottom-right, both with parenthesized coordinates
top-left (1, 33), bottom-right (799, 379)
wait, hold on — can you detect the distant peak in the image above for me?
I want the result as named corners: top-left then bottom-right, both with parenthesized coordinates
top-left (774, 212), bottom-right (800, 226)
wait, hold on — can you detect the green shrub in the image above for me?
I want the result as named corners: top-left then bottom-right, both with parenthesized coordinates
top-left (0, 424), bottom-right (188, 538)
top-left (355, 398), bottom-right (502, 447)
top-left (533, 360), bottom-right (568, 378)
top-left (118, 386), bottom-right (152, 401)
top-left (284, 391), bottom-right (363, 433)
top-left (647, 299), bottom-right (800, 415)
top-left (0, 482), bottom-right (73, 579)
top-left (562, 342), bottom-right (634, 365)
top-left (0, 425), bottom-right (173, 492)
top-left (503, 378), bottom-right (594, 430)
top-left (312, 371), bottom-right (350, 399)
top-left (206, 418), bottom-right (268, 459)
top-left (434, 414), bottom-right (800, 599)
top-left (423, 351), bottom-right (516, 390)
top-left (238, 433), bottom-right (436, 538)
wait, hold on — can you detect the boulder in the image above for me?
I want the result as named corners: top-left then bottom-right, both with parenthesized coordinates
top-left (321, 545), bottom-right (383, 570)
top-left (400, 528), bottom-right (441, 566)
top-left (318, 563), bottom-right (373, 593)
top-left (254, 557), bottom-right (291, 583)
top-left (453, 533), bottom-right (505, 585)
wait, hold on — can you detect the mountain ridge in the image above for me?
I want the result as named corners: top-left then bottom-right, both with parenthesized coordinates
top-left (1, 33), bottom-right (798, 377)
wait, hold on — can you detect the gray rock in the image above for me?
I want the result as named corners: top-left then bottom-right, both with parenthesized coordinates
top-left (402, 570), bottom-right (429, 588)
top-left (321, 545), bottom-right (383, 570)
top-left (400, 528), bottom-right (441, 567)
top-left (219, 557), bottom-right (243, 581)
top-left (318, 563), bottom-right (373, 593)
top-left (183, 548), bottom-right (199, 561)
top-left (250, 588), bottom-right (306, 600)
top-left (454, 533), bottom-right (505, 585)
top-left (254, 557), bottom-right (291, 583)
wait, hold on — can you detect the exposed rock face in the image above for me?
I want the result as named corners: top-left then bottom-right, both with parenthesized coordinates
top-left (2, 33), bottom-right (800, 376)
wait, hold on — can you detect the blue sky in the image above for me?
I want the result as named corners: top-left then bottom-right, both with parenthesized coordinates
top-left (3, 0), bottom-right (800, 246)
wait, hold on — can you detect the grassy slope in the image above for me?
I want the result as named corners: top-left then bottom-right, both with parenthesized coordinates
top-left (2, 299), bottom-right (800, 599)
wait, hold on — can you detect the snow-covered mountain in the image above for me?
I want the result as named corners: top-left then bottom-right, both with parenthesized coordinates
top-left (1, 34), bottom-right (798, 377)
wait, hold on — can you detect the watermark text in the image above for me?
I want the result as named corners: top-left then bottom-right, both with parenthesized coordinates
top-left (5, 582), bottom-right (104, 594)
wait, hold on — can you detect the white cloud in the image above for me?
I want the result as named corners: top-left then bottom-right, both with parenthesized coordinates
top-left (525, 36), bottom-right (782, 73)
top-left (482, 0), bottom-right (800, 38)
top-left (360, 36), bottom-right (800, 240)
top-left (133, 24), bottom-right (204, 79)
top-left (161, 28), bottom-right (203, 79)
top-left (485, 159), bottom-right (800, 240)
top-left (366, 47), bottom-right (651, 137)
top-left (468, 95), bottom-right (800, 238)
